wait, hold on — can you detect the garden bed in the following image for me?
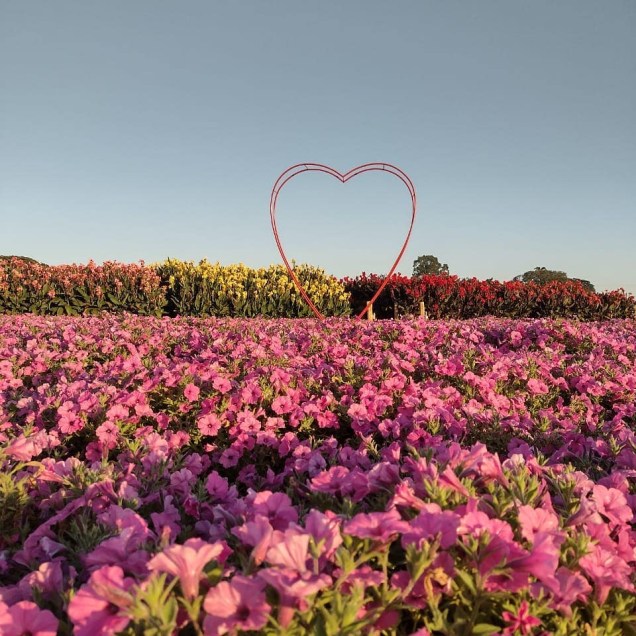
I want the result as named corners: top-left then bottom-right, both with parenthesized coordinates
top-left (1, 316), bottom-right (635, 635)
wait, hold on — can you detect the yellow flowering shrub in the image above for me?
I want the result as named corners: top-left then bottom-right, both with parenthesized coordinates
top-left (154, 259), bottom-right (351, 317)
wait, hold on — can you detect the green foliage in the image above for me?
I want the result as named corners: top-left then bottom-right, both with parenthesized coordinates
top-left (0, 466), bottom-right (31, 547)
top-left (124, 574), bottom-right (179, 636)
top-left (0, 258), bottom-right (167, 316)
top-left (413, 254), bottom-right (450, 277)
top-left (154, 259), bottom-right (351, 318)
top-left (515, 266), bottom-right (596, 292)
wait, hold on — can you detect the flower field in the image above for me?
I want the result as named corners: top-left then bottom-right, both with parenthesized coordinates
top-left (1, 315), bottom-right (635, 635)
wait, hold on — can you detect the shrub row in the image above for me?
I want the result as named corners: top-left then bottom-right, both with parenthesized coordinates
top-left (155, 259), bottom-right (350, 317)
top-left (343, 273), bottom-right (636, 320)
top-left (0, 258), bottom-right (166, 316)
top-left (0, 258), bottom-right (350, 318)
top-left (1, 258), bottom-right (634, 319)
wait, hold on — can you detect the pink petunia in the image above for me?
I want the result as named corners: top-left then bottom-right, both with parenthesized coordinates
top-left (401, 504), bottom-right (460, 550)
top-left (517, 505), bottom-right (561, 543)
top-left (95, 422), bottom-right (119, 449)
top-left (592, 485), bottom-right (633, 527)
top-left (203, 575), bottom-right (271, 635)
top-left (212, 376), bottom-right (232, 394)
top-left (260, 531), bottom-right (332, 600)
top-left (344, 509), bottom-right (408, 544)
top-left (527, 378), bottom-right (549, 395)
top-left (539, 566), bottom-right (592, 617)
top-left (147, 539), bottom-right (228, 600)
top-left (4, 431), bottom-right (49, 461)
top-left (508, 532), bottom-right (561, 587)
top-left (232, 516), bottom-right (275, 566)
top-left (0, 601), bottom-right (58, 636)
top-left (17, 561), bottom-right (66, 602)
top-left (271, 395), bottom-right (294, 415)
top-left (301, 509), bottom-right (343, 561)
top-left (198, 413), bottom-right (222, 436)
top-left (84, 527), bottom-right (150, 576)
top-left (579, 545), bottom-right (635, 604)
top-left (184, 383), bottom-right (200, 402)
top-left (67, 566), bottom-right (135, 636)
top-left (248, 491), bottom-right (298, 531)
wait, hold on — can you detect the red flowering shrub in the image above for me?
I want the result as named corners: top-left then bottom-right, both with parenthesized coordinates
top-left (343, 273), bottom-right (635, 320)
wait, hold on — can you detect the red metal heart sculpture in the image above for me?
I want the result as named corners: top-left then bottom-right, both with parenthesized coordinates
top-left (270, 163), bottom-right (417, 319)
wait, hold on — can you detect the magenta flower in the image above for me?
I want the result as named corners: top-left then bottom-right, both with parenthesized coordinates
top-left (540, 566), bottom-right (592, 617)
top-left (84, 527), bottom-right (150, 576)
top-left (203, 575), bottom-right (271, 635)
top-left (508, 532), bottom-right (560, 587)
top-left (0, 601), bottom-right (58, 636)
top-left (212, 376), bottom-right (232, 393)
top-left (147, 539), bottom-right (228, 600)
top-left (592, 485), bottom-right (633, 527)
top-left (205, 470), bottom-right (231, 500)
top-left (184, 382), bottom-right (200, 402)
top-left (310, 466), bottom-right (350, 495)
top-left (232, 516), bottom-right (275, 566)
top-left (301, 509), bottom-right (342, 561)
top-left (67, 566), bottom-right (135, 636)
top-left (272, 395), bottom-right (294, 415)
top-left (517, 505), bottom-right (561, 543)
top-left (502, 600), bottom-right (542, 635)
top-left (95, 422), bottom-right (119, 449)
top-left (401, 504), bottom-right (460, 550)
top-left (249, 491), bottom-right (298, 530)
top-left (579, 545), bottom-right (635, 604)
top-left (198, 412), bottom-right (222, 436)
top-left (260, 531), bottom-right (332, 600)
top-left (344, 509), bottom-right (408, 544)
top-left (18, 561), bottom-right (66, 601)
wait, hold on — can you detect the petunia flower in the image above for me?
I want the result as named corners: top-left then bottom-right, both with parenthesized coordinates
top-left (183, 383), bottom-right (200, 402)
top-left (67, 566), bottom-right (135, 636)
top-left (232, 516), bottom-right (275, 566)
top-left (260, 531), bottom-right (332, 600)
top-left (203, 575), bottom-right (271, 635)
top-left (579, 545), bottom-right (635, 604)
top-left (592, 485), bottom-right (634, 527)
top-left (248, 491), bottom-right (298, 530)
top-left (344, 509), bottom-right (409, 544)
top-left (0, 600), bottom-right (58, 636)
top-left (147, 538), bottom-right (228, 600)
top-left (401, 504), bottom-right (460, 550)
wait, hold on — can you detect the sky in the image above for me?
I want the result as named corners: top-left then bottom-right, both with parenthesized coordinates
top-left (1, 1), bottom-right (635, 295)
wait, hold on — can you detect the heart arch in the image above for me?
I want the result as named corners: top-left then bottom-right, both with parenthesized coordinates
top-left (270, 162), bottom-right (417, 319)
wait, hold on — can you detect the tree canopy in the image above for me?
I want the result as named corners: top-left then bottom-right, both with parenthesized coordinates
top-left (412, 254), bottom-right (449, 277)
top-left (514, 267), bottom-right (595, 292)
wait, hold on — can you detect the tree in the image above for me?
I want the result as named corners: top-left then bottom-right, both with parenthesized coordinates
top-left (514, 267), bottom-right (595, 292)
top-left (412, 254), bottom-right (449, 277)
top-left (0, 255), bottom-right (45, 264)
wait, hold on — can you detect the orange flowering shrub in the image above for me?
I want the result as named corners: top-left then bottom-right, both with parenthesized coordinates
top-left (0, 258), bottom-right (166, 316)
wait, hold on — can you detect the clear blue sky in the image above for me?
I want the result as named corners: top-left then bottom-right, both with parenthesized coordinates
top-left (1, 1), bottom-right (635, 294)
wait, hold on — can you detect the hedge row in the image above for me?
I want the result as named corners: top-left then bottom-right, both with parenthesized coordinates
top-left (343, 273), bottom-right (636, 320)
top-left (0, 258), bottom-right (350, 318)
top-left (155, 259), bottom-right (350, 318)
top-left (1, 258), bottom-right (634, 320)
top-left (0, 259), bottom-right (165, 316)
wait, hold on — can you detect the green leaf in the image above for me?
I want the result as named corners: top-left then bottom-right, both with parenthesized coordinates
top-left (472, 624), bottom-right (501, 635)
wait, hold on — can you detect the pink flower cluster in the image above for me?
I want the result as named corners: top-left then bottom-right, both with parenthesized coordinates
top-left (0, 315), bottom-right (635, 634)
